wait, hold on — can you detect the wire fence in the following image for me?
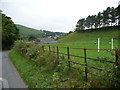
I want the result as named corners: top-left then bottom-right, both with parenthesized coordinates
top-left (42, 45), bottom-right (119, 83)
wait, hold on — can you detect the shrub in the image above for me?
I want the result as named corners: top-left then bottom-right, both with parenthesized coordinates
top-left (13, 40), bottom-right (58, 71)
top-left (13, 40), bottom-right (32, 55)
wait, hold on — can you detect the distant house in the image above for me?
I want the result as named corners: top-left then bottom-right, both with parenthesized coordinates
top-left (33, 38), bottom-right (57, 44)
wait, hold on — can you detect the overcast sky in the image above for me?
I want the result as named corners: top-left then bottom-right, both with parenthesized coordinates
top-left (1, 0), bottom-right (119, 33)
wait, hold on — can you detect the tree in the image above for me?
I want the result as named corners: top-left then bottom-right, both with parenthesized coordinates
top-left (97, 12), bottom-right (103, 28)
top-left (85, 15), bottom-right (96, 29)
top-left (105, 7), bottom-right (111, 26)
top-left (109, 7), bottom-right (116, 26)
top-left (1, 12), bottom-right (19, 50)
top-left (116, 5), bottom-right (120, 25)
top-left (102, 9), bottom-right (108, 27)
top-left (68, 31), bottom-right (73, 34)
top-left (28, 34), bottom-right (36, 41)
top-left (90, 15), bottom-right (97, 28)
top-left (85, 15), bottom-right (91, 29)
top-left (75, 6), bottom-right (119, 31)
top-left (75, 18), bottom-right (85, 31)
top-left (93, 15), bottom-right (99, 28)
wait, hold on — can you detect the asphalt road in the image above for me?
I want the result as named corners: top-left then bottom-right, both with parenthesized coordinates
top-left (1, 51), bottom-right (28, 88)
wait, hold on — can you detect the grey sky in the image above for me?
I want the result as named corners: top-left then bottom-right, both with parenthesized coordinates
top-left (1, 0), bottom-right (119, 33)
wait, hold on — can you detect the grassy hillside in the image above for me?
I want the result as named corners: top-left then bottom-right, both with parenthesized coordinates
top-left (16, 24), bottom-right (66, 40)
top-left (58, 26), bottom-right (120, 43)
top-left (45, 26), bottom-right (120, 56)
top-left (16, 24), bottom-right (44, 39)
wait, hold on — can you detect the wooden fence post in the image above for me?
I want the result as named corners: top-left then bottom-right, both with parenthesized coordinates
top-left (67, 47), bottom-right (70, 67)
top-left (115, 49), bottom-right (119, 66)
top-left (49, 46), bottom-right (51, 52)
top-left (42, 46), bottom-right (44, 52)
top-left (56, 46), bottom-right (59, 59)
top-left (84, 48), bottom-right (88, 83)
top-left (56, 46), bottom-right (59, 64)
top-left (53, 46), bottom-right (54, 53)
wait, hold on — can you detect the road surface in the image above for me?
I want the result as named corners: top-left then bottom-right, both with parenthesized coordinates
top-left (1, 51), bottom-right (28, 88)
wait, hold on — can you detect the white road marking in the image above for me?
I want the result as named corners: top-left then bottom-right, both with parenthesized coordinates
top-left (0, 77), bottom-right (9, 88)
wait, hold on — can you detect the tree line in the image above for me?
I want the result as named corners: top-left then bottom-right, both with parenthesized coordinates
top-left (42, 30), bottom-right (66, 40)
top-left (0, 10), bottom-right (19, 50)
top-left (75, 5), bottom-right (120, 31)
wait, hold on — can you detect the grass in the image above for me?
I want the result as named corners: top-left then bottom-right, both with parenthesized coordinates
top-left (9, 50), bottom-right (55, 88)
top-left (9, 49), bottom-right (116, 88)
top-left (42, 26), bottom-right (119, 75)
top-left (9, 26), bottom-right (120, 88)
top-left (58, 26), bottom-right (119, 43)
top-left (43, 44), bottom-right (115, 76)
top-left (37, 28), bottom-right (119, 87)
top-left (9, 50), bottom-right (88, 88)
top-left (16, 24), bottom-right (44, 39)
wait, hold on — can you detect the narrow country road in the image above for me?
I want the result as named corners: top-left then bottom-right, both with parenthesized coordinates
top-left (2, 51), bottom-right (28, 88)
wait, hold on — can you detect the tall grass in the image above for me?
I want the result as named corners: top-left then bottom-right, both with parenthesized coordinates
top-left (10, 40), bottom-right (119, 88)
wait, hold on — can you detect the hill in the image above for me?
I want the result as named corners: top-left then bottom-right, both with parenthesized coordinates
top-left (42, 30), bottom-right (66, 39)
top-left (58, 26), bottom-right (120, 43)
top-left (16, 24), bottom-right (44, 39)
top-left (16, 24), bottom-right (66, 40)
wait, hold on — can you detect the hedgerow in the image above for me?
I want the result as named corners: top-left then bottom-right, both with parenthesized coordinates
top-left (13, 40), bottom-right (58, 71)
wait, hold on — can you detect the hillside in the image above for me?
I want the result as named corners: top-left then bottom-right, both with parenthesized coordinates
top-left (16, 24), bottom-right (44, 39)
top-left (58, 26), bottom-right (120, 43)
top-left (16, 24), bottom-right (66, 40)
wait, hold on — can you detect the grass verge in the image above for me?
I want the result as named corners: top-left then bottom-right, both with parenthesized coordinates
top-left (9, 50), bottom-right (86, 88)
top-left (9, 50), bottom-right (55, 88)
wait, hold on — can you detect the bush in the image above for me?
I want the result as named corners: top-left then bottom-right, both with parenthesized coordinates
top-left (13, 40), bottom-right (32, 55)
top-left (13, 40), bottom-right (58, 71)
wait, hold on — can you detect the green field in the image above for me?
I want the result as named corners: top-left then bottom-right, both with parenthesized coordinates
top-left (47, 26), bottom-right (119, 51)
top-left (43, 26), bottom-right (120, 75)
top-left (58, 26), bottom-right (119, 43)
top-left (16, 24), bottom-right (44, 39)
top-left (10, 25), bottom-right (120, 87)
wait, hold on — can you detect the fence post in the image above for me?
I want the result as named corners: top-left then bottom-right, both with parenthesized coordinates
top-left (56, 46), bottom-right (59, 59)
top-left (52, 46), bottom-right (54, 53)
top-left (56, 46), bottom-right (59, 64)
top-left (115, 49), bottom-right (119, 66)
top-left (49, 46), bottom-right (51, 52)
top-left (42, 46), bottom-right (44, 52)
top-left (84, 48), bottom-right (88, 83)
top-left (67, 47), bottom-right (70, 68)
